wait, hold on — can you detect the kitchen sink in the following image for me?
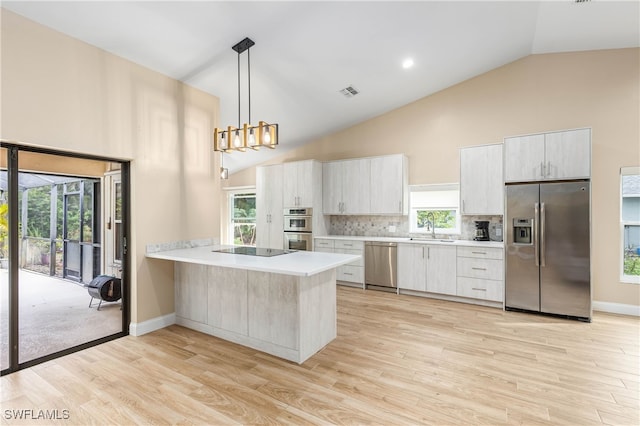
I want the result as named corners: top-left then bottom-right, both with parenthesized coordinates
top-left (409, 238), bottom-right (455, 243)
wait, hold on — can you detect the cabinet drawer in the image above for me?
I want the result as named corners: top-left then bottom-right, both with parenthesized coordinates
top-left (457, 246), bottom-right (503, 260)
top-left (457, 257), bottom-right (504, 281)
top-left (334, 240), bottom-right (364, 250)
top-left (337, 265), bottom-right (364, 283)
top-left (335, 248), bottom-right (363, 266)
top-left (314, 239), bottom-right (335, 249)
top-left (314, 247), bottom-right (333, 254)
top-left (457, 277), bottom-right (503, 302)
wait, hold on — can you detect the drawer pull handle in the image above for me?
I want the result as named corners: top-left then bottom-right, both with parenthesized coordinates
top-left (344, 273), bottom-right (353, 276)
top-left (472, 251), bottom-right (487, 255)
top-left (472, 267), bottom-right (487, 271)
top-left (472, 287), bottom-right (487, 291)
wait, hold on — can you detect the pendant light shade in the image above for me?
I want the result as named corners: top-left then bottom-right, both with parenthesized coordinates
top-left (213, 37), bottom-right (279, 154)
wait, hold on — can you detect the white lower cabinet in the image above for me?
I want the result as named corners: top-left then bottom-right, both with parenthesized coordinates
top-left (398, 244), bottom-right (456, 296)
top-left (397, 244), bottom-right (427, 291)
top-left (456, 277), bottom-right (503, 302)
top-left (316, 238), bottom-right (505, 306)
top-left (314, 238), bottom-right (364, 286)
top-left (456, 247), bottom-right (504, 303)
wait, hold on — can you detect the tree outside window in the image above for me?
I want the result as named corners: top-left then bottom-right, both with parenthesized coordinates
top-left (231, 193), bottom-right (256, 246)
top-left (416, 209), bottom-right (457, 232)
top-left (409, 184), bottom-right (460, 235)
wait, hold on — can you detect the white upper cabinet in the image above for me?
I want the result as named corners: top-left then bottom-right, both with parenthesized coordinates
top-left (322, 158), bottom-right (370, 215)
top-left (256, 164), bottom-right (284, 249)
top-left (369, 154), bottom-right (408, 215)
top-left (283, 160), bottom-right (317, 207)
top-left (460, 144), bottom-right (504, 215)
top-left (544, 129), bottom-right (591, 180)
top-left (504, 134), bottom-right (545, 182)
top-left (322, 161), bottom-right (345, 215)
top-left (504, 128), bottom-right (591, 182)
top-left (342, 159), bottom-right (371, 215)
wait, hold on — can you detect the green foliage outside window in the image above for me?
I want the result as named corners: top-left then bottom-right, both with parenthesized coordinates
top-left (416, 209), bottom-right (456, 230)
top-left (233, 194), bottom-right (256, 245)
top-left (0, 203), bottom-right (7, 258)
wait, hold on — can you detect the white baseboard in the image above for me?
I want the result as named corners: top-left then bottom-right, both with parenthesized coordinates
top-left (593, 301), bottom-right (640, 317)
top-left (129, 312), bottom-right (176, 336)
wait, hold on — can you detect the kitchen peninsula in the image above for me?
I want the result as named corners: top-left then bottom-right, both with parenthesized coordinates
top-left (146, 245), bottom-right (359, 363)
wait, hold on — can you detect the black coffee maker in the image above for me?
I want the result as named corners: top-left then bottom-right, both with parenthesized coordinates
top-left (473, 221), bottom-right (490, 241)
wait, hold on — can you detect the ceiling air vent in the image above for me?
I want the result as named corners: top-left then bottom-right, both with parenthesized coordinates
top-left (339, 86), bottom-right (359, 98)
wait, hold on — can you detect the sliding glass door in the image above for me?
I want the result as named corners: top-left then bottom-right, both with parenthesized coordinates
top-left (0, 144), bottom-right (130, 373)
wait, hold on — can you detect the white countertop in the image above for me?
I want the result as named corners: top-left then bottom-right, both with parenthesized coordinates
top-left (315, 235), bottom-right (504, 248)
top-left (146, 245), bottom-right (360, 277)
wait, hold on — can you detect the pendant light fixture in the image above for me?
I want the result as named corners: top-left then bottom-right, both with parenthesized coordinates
top-left (220, 152), bottom-right (229, 180)
top-left (214, 37), bottom-right (278, 153)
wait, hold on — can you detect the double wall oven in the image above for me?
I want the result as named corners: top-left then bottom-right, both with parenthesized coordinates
top-left (283, 208), bottom-right (313, 251)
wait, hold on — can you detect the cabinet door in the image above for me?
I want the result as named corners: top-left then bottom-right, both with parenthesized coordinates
top-left (283, 161), bottom-right (316, 207)
top-left (268, 200), bottom-right (284, 250)
top-left (460, 144), bottom-right (503, 215)
top-left (370, 155), bottom-right (407, 214)
top-left (256, 165), bottom-right (283, 249)
top-left (256, 166), bottom-right (270, 248)
top-left (175, 263), bottom-right (208, 323)
top-left (544, 129), bottom-right (591, 180)
top-left (322, 162), bottom-right (343, 214)
top-left (296, 161), bottom-right (315, 207)
top-left (397, 244), bottom-right (427, 291)
top-left (342, 159), bottom-right (370, 215)
top-left (504, 134), bottom-right (545, 182)
top-left (282, 162), bottom-right (298, 207)
top-left (425, 245), bottom-right (457, 296)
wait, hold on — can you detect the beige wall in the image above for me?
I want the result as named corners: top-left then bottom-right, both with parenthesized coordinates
top-left (228, 48), bottom-right (640, 308)
top-left (1, 10), bottom-right (222, 323)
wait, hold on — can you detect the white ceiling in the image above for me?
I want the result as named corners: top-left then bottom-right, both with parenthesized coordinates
top-left (3, 1), bottom-right (639, 174)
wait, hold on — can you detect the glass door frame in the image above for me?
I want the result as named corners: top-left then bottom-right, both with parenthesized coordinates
top-left (0, 143), bottom-right (131, 375)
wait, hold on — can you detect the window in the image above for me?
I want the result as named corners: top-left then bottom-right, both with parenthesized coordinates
top-left (621, 167), bottom-right (640, 283)
top-left (229, 191), bottom-right (256, 246)
top-left (409, 184), bottom-right (460, 235)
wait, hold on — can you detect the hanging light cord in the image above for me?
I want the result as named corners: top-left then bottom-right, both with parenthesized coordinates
top-left (237, 50), bottom-right (241, 128)
top-left (248, 47), bottom-right (251, 125)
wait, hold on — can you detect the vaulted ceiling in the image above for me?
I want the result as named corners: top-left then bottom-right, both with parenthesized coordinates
top-left (3, 1), bottom-right (639, 174)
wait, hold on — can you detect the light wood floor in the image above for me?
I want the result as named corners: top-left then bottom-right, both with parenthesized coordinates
top-left (2, 286), bottom-right (639, 425)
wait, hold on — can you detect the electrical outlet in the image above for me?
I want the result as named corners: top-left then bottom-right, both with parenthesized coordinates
top-left (389, 225), bottom-right (396, 233)
top-left (496, 227), bottom-right (502, 237)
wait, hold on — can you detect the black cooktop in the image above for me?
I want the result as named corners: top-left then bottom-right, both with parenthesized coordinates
top-left (212, 247), bottom-right (292, 257)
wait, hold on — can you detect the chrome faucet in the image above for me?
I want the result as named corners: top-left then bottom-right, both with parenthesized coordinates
top-left (425, 212), bottom-right (436, 239)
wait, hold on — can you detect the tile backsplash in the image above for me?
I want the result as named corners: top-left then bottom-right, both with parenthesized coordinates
top-left (329, 215), bottom-right (503, 241)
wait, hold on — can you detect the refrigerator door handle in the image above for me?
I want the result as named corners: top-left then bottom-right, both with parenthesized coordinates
top-left (534, 202), bottom-right (540, 267)
top-left (541, 202), bottom-right (546, 267)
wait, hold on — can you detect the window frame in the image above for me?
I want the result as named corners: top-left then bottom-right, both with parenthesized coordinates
top-left (620, 166), bottom-right (640, 284)
top-left (409, 183), bottom-right (461, 235)
top-left (223, 186), bottom-right (257, 246)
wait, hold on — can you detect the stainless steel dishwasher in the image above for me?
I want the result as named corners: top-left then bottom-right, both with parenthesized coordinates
top-left (364, 241), bottom-right (397, 289)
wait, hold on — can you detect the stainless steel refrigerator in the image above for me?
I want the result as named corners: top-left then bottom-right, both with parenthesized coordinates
top-left (505, 181), bottom-right (591, 321)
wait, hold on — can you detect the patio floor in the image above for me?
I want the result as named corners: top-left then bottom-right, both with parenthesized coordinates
top-left (1, 269), bottom-right (122, 370)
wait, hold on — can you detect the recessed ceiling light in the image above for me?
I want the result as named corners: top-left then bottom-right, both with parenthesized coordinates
top-left (402, 58), bottom-right (414, 69)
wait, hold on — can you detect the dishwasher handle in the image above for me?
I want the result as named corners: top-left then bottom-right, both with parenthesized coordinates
top-left (365, 241), bottom-right (398, 247)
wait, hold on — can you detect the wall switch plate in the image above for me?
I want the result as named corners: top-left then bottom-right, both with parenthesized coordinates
top-left (389, 225), bottom-right (396, 233)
